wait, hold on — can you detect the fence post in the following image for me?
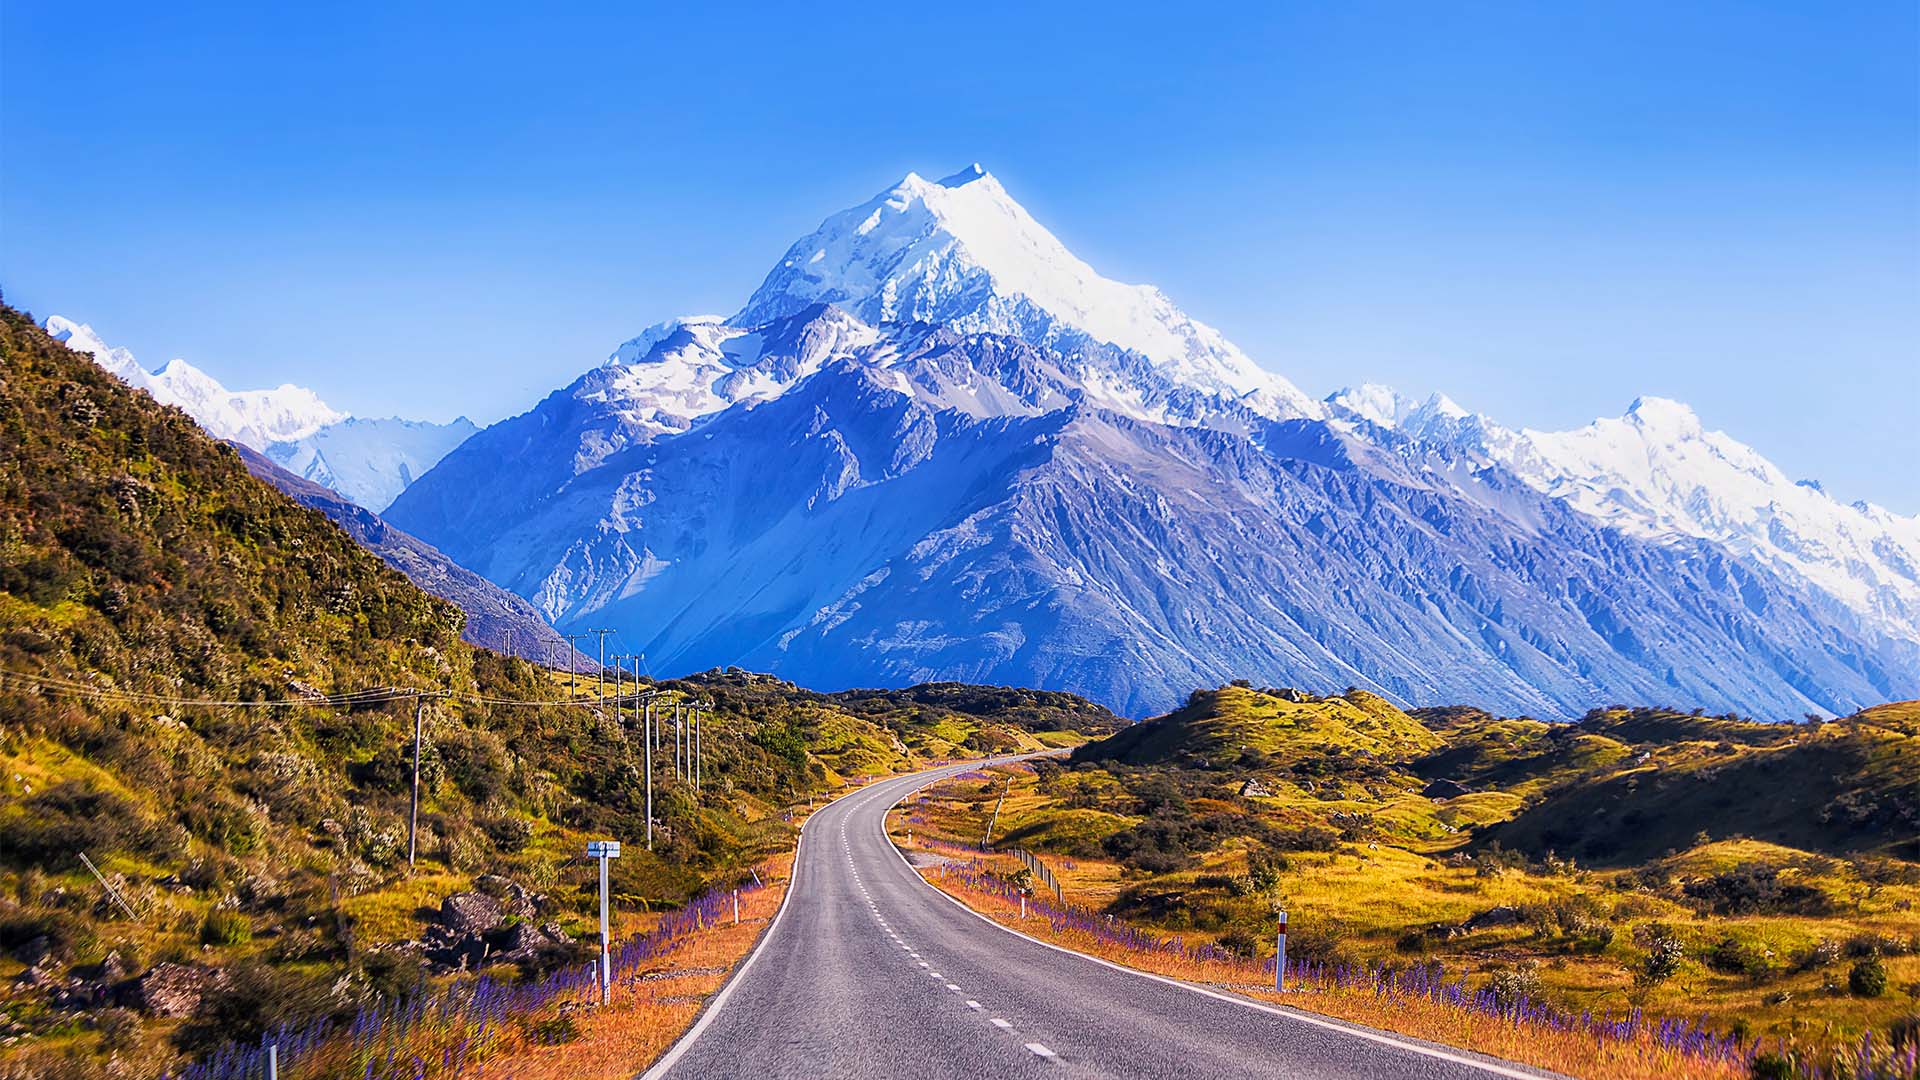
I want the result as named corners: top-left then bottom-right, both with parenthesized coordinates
top-left (1275, 909), bottom-right (1288, 992)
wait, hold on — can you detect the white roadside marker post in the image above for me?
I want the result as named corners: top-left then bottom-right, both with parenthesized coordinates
top-left (733, 889), bottom-right (740, 925)
top-left (1020, 893), bottom-right (1026, 919)
top-left (1275, 909), bottom-right (1289, 992)
top-left (267, 1043), bottom-right (278, 1080)
top-left (588, 840), bottom-right (621, 1005)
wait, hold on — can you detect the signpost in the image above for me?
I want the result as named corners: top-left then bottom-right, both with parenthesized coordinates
top-left (588, 840), bottom-right (621, 1004)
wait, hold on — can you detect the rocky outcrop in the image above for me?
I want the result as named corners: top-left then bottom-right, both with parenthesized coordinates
top-left (118, 962), bottom-right (228, 1017)
top-left (419, 881), bottom-right (573, 973)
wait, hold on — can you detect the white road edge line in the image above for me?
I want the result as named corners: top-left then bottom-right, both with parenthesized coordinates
top-left (879, 765), bottom-right (1554, 1080)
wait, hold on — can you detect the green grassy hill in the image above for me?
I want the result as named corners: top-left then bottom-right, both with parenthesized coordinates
top-left (1074, 684), bottom-right (1441, 771)
top-left (0, 304), bottom-right (1118, 1075)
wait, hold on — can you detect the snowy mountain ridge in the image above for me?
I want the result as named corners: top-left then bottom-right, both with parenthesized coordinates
top-left (47, 315), bottom-right (473, 511)
top-left (1327, 384), bottom-right (1920, 644)
top-left (47, 315), bottom-right (344, 447)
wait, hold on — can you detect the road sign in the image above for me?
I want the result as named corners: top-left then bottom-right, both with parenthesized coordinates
top-left (588, 839), bottom-right (621, 1005)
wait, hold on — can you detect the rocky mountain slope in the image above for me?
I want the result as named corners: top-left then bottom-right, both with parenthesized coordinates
top-left (385, 166), bottom-right (1919, 719)
top-left (47, 316), bottom-right (475, 511)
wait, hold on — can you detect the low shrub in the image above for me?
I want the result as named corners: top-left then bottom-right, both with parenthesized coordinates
top-left (1634, 922), bottom-right (1686, 987)
top-left (201, 908), bottom-right (251, 947)
top-left (1485, 961), bottom-right (1544, 1008)
top-left (1681, 863), bottom-right (1832, 916)
top-left (1850, 955), bottom-right (1888, 998)
top-left (1703, 936), bottom-right (1773, 980)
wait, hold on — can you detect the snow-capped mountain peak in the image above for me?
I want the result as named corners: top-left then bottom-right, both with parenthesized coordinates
top-left (737, 165), bottom-right (1321, 418)
top-left (49, 318), bottom-right (343, 445)
top-left (47, 316), bottom-right (150, 389)
top-left (1326, 384), bottom-right (1468, 434)
top-left (48, 315), bottom-right (470, 511)
top-left (1621, 394), bottom-right (1702, 433)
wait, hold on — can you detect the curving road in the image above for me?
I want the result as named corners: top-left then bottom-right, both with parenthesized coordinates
top-left (644, 758), bottom-right (1557, 1080)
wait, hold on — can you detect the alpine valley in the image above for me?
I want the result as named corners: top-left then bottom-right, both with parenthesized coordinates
top-left (91, 166), bottom-right (1920, 719)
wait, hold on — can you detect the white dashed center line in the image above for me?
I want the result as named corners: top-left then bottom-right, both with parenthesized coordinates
top-left (989, 1018), bottom-right (1013, 1030)
top-left (1025, 1043), bottom-right (1057, 1059)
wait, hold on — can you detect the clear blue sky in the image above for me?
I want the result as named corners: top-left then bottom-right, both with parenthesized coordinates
top-left (4, 2), bottom-right (1916, 510)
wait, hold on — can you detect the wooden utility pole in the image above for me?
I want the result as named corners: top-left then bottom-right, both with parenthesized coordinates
top-left (643, 689), bottom-right (655, 850)
top-left (587, 628), bottom-right (613, 701)
top-left (409, 695), bottom-right (425, 868)
top-left (561, 633), bottom-right (590, 699)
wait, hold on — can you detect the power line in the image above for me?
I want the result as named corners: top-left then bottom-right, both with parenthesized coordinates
top-left (0, 667), bottom-right (686, 712)
top-left (0, 669), bottom-right (420, 709)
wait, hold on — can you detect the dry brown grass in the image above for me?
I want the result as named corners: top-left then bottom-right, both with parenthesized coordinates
top-left (461, 849), bottom-right (795, 1079)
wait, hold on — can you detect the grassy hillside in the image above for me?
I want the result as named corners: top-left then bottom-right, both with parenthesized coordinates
top-left (0, 304), bottom-right (1118, 1077)
top-left (887, 685), bottom-right (1920, 1055)
top-left (1079, 684), bottom-right (1441, 769)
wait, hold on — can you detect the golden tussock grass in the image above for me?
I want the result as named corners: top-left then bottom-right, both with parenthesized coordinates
top-left (919, 855), bottom-right (1751, 1080)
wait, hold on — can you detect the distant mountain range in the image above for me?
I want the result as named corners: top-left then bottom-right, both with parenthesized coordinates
top-left (50, 166), bottom-right (1920, 717)
top-left (45, 316), bottom-right (475, 512)
top-left (376, 165), bottom-right (1918, 718)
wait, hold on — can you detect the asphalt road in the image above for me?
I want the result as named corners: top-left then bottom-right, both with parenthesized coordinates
top-left (645, 758), bottom-right (1558, 1080)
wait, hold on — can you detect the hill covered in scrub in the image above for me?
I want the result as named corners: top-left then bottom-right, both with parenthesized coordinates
top-left (232, 443), bottom-right (569, 662)
top-left (0, 303), bottom-right (1116, 1076)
